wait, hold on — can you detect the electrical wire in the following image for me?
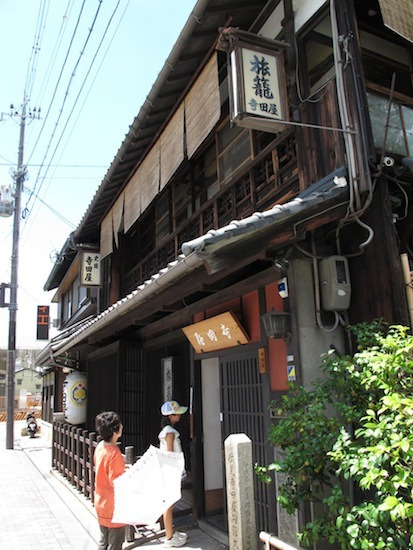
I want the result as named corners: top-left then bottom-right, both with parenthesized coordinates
top-left (41, 0), bottom-right (126, 201)
top-left (25, 0), bottom-right (123, 224)
top-left (24, 0), bottom-right (50, 101)
top-left (382, 172), bottom-right (410, 221)
top-left (22, 186), bottom-right (76, 229)
top-left (52, 0), bottom-right (131, 175)
top-left (22, 0), bottom-right (128, 238)
top-left (330, 0), bottom-right (376, 253)
top-left (294, 31), bottom-right (336, 105)
top-left (33, 0), bottom-right (75, 112)
top-left (25, 0), bottom-right (88, 175)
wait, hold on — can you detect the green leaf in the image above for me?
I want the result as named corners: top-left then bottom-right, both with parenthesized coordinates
top-left (379, 496), bottom-right (399, 511)
top-left (347, 524), bottom-right (360, 538)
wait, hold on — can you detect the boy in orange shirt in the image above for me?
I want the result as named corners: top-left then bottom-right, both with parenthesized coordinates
top-left (94, 411), bottom-right (127, 550)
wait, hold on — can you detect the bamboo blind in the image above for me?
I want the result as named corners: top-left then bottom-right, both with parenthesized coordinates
top-left (124, 169), bottom-right (141, 233)
top-left (160, 102), bottom-right (185, 190)
top-left (140, 142), bottom-right (160, 213)
top-left (377, 0), bottom-right (413, 43)
top-left (100, 210), bottom-right (113, 258)
top-left (124, 143), bottom-right (160, 232)
top-left (111, 192), bottom-right (124, 249)
top-left (185, 53), bottom-right (221, 159)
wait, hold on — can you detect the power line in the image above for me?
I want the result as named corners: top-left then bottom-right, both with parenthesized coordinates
top-left (25, 0), bottom-right (50, 100)
top-left (0, 162), bottom-right (107, 168)
top-left (33, 0), bottom-right (75, 112)
top-left (25, 0), bottom-right (88, 171)
top-left (44, 0), bottom-right (124, 197)
top-left (25, 0), bottom-right (125, 226)
top-left (22, 186), bottom-right (76, 229)
top-left (25, 0), bottom-right (102, 215)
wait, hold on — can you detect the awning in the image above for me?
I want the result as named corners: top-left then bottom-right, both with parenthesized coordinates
top-left (36, 169), bottom-right (348, 365)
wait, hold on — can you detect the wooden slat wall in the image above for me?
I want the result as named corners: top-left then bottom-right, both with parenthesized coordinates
top-left (160, 103), bottom-right (185, 190)
top-left (185, 53), bottom-right (221, 159)
top-left (297, 80), bottom-right (344, 188)
top-left (100, 210), bottom-right (113, 258)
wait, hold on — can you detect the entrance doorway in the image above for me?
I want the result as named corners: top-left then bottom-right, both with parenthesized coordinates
top-left (200, 350), bottom-right (276, 535)
top-left (201, 357), bottom-right (224, 527)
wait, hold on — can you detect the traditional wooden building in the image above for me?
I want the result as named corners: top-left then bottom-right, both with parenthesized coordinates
top-left (37, 0), bottom-right (412, 544)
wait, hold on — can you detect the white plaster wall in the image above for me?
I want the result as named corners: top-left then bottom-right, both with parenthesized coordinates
top-left (293, 0), bottom-right (328, 32)
top-left (201, 357), bottom-right (223, 490)
top-left (257, 0), bottom-right (328, 42)
top-left (291, 258), bottom-right (345, 389)
top-left (258, 2), bottom-right (284, 39)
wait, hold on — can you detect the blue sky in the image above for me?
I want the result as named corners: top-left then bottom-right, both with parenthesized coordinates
top-left (0, 0), bottom-right (195, 348)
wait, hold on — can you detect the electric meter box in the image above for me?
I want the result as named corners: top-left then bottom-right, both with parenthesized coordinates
top-left (319, 256), bottom-right (351, 311)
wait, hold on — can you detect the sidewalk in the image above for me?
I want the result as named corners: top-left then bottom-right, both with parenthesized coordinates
top-left (0, 421), bottom-right (227, 549)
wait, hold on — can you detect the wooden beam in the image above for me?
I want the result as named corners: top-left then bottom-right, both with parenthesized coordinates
top-left (138, 265), bottom-right (279, 341)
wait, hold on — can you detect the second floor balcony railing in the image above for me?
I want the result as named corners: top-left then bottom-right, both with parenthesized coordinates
top-left (120, 129), bottom-right (298, 297)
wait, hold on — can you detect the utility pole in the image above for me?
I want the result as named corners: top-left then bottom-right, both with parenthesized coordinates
top-left (3, 97), bottom-right (38, 449)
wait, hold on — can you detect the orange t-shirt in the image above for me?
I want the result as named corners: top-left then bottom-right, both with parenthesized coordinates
top-left (94, 440), bottom-right (126, 528)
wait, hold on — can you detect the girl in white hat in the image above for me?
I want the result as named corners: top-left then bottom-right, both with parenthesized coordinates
top-left (159, 400), bottom-right (188, 548)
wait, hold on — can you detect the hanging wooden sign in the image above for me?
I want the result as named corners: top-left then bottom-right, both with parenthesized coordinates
top-left (227, 39), bottom-right (289, 134)
top-left (182, 311), bottom-right (249, 354)
top-left (80, 251), bottom-right (101, 286)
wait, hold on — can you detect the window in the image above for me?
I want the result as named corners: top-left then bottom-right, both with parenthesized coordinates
top-left (358, 9), bottom-right (413, 156)
top-left (61, 288), bottom-right (72, 324)
top-left (217, 124), bottom-right (251, 184)
top-left (367, 93), bottom-right (413, 156)
top-left (78, 284), bottom-right (88, 306)
top-left (193, 143), bottom-right (218, 208)
top-left (155, 191), bottom-right (170, 243)
top-left (173, 171), bottom-right (192, 229)
top-left (360, 30), bottom-right (413, 97)
top-left (303, 15), bottom-right (334, 92)
top-left (17, 379), bottom-right (22, 386)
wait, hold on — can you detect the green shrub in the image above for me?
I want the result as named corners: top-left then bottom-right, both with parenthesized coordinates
top-left (257, 322), bottom-right (413, 549)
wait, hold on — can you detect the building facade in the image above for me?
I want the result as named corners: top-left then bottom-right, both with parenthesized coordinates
top-left (36, 0), bottom-right (413, 544)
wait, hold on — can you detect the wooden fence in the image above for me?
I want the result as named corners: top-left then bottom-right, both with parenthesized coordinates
top-left (52, 421), bottom-right (99, 502)
top-left (52, 422), bottom-right (142, 542)
top-left (52, 421), bottom-right (137, 503)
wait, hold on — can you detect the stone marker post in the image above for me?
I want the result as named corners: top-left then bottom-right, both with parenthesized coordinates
top-left (225, 433), bottom-right (257, 550)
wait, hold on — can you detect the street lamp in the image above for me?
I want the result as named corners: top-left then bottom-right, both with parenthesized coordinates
top-left (261, 309), bottom-right (291, 339)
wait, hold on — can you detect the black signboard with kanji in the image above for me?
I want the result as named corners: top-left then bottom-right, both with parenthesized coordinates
top-left (36, 305), bottom-right (49, 340)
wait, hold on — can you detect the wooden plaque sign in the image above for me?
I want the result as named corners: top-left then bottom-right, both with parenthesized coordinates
top-left (182, 311), bottom-right (249, 354)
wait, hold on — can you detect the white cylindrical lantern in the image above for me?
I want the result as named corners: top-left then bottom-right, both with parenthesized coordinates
top-left (63, 371), bottom-right (87, 425)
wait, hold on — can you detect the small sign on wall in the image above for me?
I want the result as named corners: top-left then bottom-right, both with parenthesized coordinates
top-left (182, 311), bottom-right (249, 354)
top-left (80, 252), bottom-right (101, 286)
top-left (287, 354), bottom-right (296, 382)
top-left (36, 305), bottom-right (49, 340)
top-left (258, 347), bottom-right (267, 374)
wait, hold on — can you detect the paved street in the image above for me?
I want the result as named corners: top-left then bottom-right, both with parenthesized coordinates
top-left (0, 421), bottom-right (227, 549)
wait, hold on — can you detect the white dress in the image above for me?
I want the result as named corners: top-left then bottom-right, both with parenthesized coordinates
top-left (158, 425), bottom-right (182, 453)
top-left (158, 425), bottom-right (186, 479)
